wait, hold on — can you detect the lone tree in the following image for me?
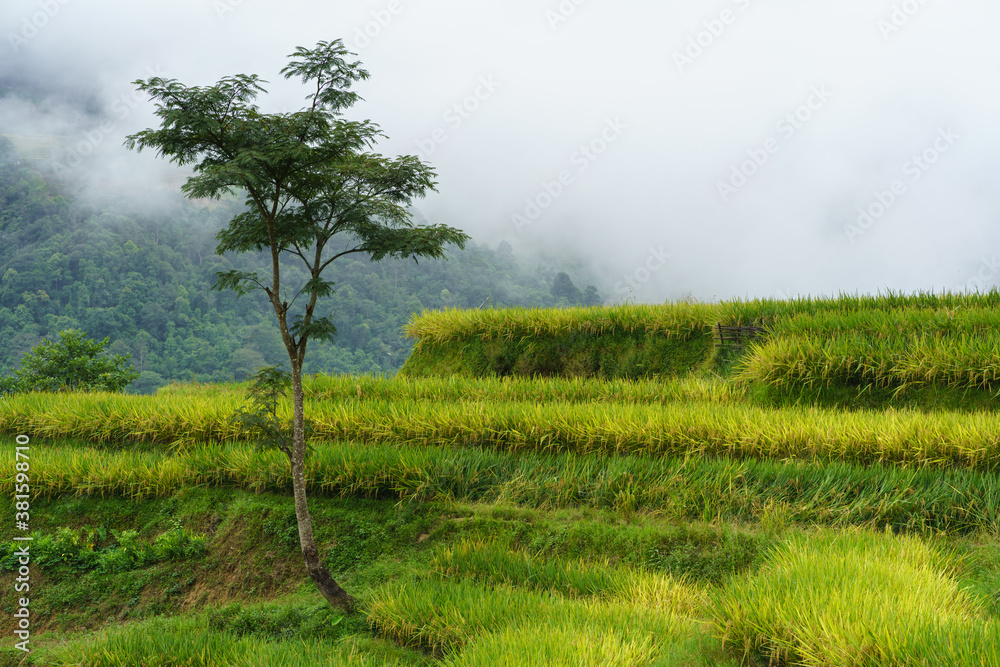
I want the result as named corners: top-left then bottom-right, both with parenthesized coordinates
top-left (0, 330), bottom-right (139, 397)
top-left (125, 40), bottom-right (469, 610)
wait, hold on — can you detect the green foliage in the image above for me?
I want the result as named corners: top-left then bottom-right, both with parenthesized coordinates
top-left (151, 525), bottom-right (210, 560)
top-left (228, 365), bottom-right (298, 457)
top-left (0, 525), bottom-right (206, 574)
top-left (402, 303), bottom-right (717, 379)
top-left (549, 271), bottom-right (582, 303)
top-left (0, 329), bottom-right (139, 395)
top-left (207, 601), bottom-right (347, 641)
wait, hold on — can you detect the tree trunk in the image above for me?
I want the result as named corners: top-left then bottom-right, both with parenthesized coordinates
top-left (289, 361), bottom-right (355, 611)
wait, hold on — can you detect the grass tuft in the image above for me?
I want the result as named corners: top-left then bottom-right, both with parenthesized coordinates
top-left (709, 528), bottom-right (1000, 666)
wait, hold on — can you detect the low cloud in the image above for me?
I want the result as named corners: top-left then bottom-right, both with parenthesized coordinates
top-left (2, 0), bottom-right (999, 301)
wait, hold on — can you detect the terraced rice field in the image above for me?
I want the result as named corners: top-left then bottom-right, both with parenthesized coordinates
top-left (6, 294), bottom-right (1000, 665)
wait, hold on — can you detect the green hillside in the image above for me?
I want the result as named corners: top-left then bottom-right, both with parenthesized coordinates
top-left (0, 136), bottom-right (603, 391)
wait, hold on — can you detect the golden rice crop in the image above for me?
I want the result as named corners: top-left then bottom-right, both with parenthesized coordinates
top-left (766, 306), bottom-right (1000, 338)
top-left (402, 293), bottom-right (1000, 389)
top-left (6, 388), bottom-right (1000, 468)
top-left (719, 290), bottom-right (1000, 327)
top-left (0, 391), bottom-right (246, 446)
top-left (739, 332), bottom-right (1000, 392)
top-left (724, 298), bottom-right (1000, 389)
top-left (404, 302), bottom-right (720, 346)
top-left (709, 528), bottom-right (1000, 666)
top-left (305, 398), bottom-right (1000, 469)
top-left (406, 292), bottom-right (1000, 345)
top-left (303, 373), bottom-right (737, 405)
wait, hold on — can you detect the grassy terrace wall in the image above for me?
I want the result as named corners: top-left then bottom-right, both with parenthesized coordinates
top-left (400, 304), bottom-right (719, 379)
top-left (729, 292), bottom-right (1000, 408)
top-left (401, 293), bottom-right (1000, 410)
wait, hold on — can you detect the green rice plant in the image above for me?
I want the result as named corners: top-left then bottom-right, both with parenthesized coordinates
top-left (429, 538), bottom-right (703, 614)
top-left (404, 303), bottom-right (721, 346)
top-left (0, 390), bottom-right (247, 447)
top-left (207, 601), bottom-right (346, 642)
top-left (43, 612), bottom-right (412, 666)
top-left (431, 538), bottom-right (626, 598)
top-left (368, 578), bottom-right (540, 653)
top-left (441, 611), bottom-right (662, 667)
top-left (367, 577), bottom-right (697, 660)
top-left (8, 438), bottom-right (1000, 534)
top-left (299, 397), bottom-right (1000, 470)
top-left (718, 290), bottom-right (1000, 328)
top-left (370, 539), bottom-right (702, 663)
top-left (739, 330), bottom-right (1000, 393)
top-left (709, 528), bottom-right (1000, 666)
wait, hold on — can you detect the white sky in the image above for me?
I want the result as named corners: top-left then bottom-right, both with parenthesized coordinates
top-left (2, 0), bottom-right (999, 302)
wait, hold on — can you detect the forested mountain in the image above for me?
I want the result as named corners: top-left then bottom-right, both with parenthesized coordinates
top-left (0, 137), bottom-right (603, 392)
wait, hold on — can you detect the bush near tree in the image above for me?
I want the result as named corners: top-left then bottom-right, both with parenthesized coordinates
top-left (0, 329), bottom-right (139, 397)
